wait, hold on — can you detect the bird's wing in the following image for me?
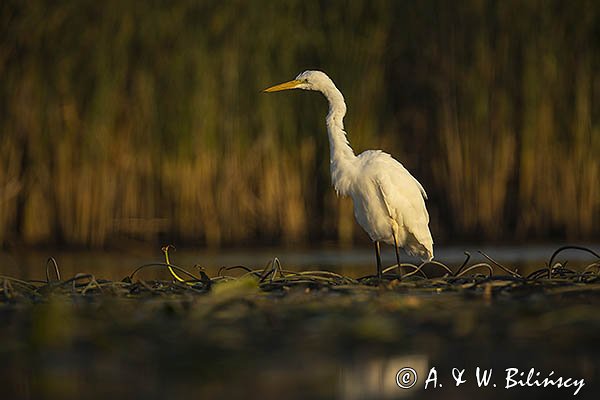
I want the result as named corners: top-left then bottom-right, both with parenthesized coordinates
top-left (374, 172), bottom-right (429, 227)
top-left (377, 172), bottom-right (434, 260)
top-left (360, 150), bottom-right (429, 223)
top-left (360, 150), bottom-right (433, 259)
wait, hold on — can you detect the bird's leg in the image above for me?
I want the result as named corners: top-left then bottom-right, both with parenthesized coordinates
top-left (392, 232), bottom-right (402, 279)
top-left (375, 241), bottom-right (382, 279)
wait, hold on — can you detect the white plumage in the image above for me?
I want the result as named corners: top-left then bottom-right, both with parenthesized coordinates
top-left (264, 70), bottom-right (433, 277)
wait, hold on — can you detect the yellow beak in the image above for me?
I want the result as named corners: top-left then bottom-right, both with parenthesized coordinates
top-left (263, 79), bottom-right (302, 92)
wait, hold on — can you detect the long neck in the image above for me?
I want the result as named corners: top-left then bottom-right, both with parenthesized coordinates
top-left (320, 83), bottom-right (356, 193)
top-left (322, 84), bottom-right (355, 162)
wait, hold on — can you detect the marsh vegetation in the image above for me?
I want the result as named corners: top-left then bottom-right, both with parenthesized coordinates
top-left (1, 2), bottom-right (599, 399)
top-left (1, 0), bottom-right (598, 248)
top-left (0, 246), bottom-right (598, 399)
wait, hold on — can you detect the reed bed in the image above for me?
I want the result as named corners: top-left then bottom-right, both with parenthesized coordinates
top-left (0, 0), bottom-right (598, 247)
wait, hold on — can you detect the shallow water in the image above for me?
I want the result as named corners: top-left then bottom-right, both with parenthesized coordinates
top-left (1, 277), bottom-right (598, 400)
top-left (1, 243), bottom-right (597, 280)
top-left (1, 243), bottom-right (598, 400)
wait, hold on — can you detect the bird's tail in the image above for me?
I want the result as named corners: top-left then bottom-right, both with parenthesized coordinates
top-left (407, 246), bottom-right (433, 262)
top-left (405, 231), bottom-right (434, 262)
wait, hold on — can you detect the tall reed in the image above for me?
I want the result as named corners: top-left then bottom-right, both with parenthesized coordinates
top-left (0, 0), bottom-right (598, 247)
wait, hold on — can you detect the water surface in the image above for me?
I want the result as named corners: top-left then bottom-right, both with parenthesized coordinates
top-left (1, 243), bottom-right (597, 280)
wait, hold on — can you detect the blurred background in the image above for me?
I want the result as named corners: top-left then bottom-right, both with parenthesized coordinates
top-left (1, 0), bottom-right (599, 250)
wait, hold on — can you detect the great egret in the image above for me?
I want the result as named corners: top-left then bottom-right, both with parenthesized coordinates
top-left (264, 70), bottom-right (433, 278)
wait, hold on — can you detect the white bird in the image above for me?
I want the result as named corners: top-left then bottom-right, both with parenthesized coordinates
top-left (264, 70), bottom-right (433, 278)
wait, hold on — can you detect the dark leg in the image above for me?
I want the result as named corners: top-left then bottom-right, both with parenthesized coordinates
top-left (392, 232), bottom-right (402, 279)
top-left (375, 241), bottom-right (382, 279)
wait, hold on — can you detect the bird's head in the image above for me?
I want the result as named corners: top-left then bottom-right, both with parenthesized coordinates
top-left (263, 70), bottom-right (333, 93)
